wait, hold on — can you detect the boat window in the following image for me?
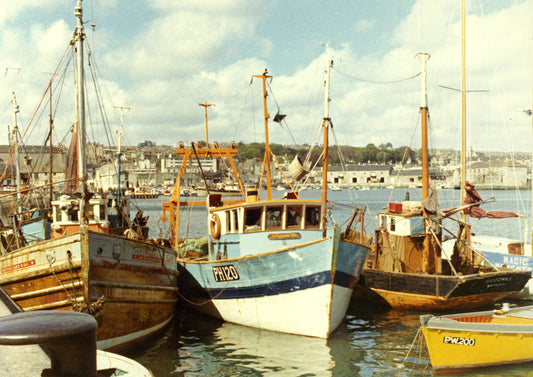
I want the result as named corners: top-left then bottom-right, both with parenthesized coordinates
top-left (286, 205), bottom-right (302, 228)
top-left (224, 211), bottom-right (230, 233)
top-left (266, 206), bottom-right (282, 229)
top-left (231, 209), bottom-right (239, 233)
top-left (99, 205), bottom-right (106, 220)
top-left (244, 207), bottom-right (262, 232)
top-left (305, 206), bottom-right (320, 228)
top-left (88, 205), bottom-right (95, 221)
top-left (54, 207), bottom-right (61, 222)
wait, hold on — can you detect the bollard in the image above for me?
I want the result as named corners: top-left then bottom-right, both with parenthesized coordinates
top-left (0, 310), bottom-right (97, 377)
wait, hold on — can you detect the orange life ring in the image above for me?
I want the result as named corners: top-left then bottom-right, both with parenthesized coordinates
top-left (210, 214), bottom-right (221, 239)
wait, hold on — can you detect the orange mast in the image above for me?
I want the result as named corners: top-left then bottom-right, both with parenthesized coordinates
top-left (252, 70), bottom-right (273, 200)
top-left (199, 102), bottom-right (214, 147)
top-left (321, 59), bottom-right (333, 232)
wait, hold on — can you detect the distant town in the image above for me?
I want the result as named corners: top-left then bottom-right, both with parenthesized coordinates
top-left (0, 140), bottom-right (530, 195)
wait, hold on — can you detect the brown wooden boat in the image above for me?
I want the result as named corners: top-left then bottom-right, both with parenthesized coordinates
top-left (0, 0), bottom-right (178, 351)
top-left (354, 53), bottom-right (530, 311)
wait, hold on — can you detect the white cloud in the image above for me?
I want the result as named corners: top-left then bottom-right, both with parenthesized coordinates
top-left (1, 0), bottom-right (532, 154)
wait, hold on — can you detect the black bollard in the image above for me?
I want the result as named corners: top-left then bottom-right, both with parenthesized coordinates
top-left (0, 310), bottom-right (97, 377)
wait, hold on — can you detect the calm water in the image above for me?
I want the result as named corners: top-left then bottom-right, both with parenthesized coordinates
top-left (124, 189), bottom-right (533, 376)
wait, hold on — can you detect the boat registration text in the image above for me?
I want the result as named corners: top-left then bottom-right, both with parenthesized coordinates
top-left (212, 265), bottom-right (240, 282)
top-left (442, 336), bottom-right (475, 346)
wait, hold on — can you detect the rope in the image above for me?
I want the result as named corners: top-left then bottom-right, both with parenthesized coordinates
top-left (333, 67), bottom-right (421, 84)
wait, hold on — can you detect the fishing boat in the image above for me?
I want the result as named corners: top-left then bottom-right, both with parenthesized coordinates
top-left (353, 52), bottom-right (530, 311)
top-left (420, 303), bottom-right (533, 372)
top-left (161, 62), bottom-right (372, 338)
top-left (0, 0), bottom-right (178, 351)
top-left (440, 0), bottom-right (533, 300)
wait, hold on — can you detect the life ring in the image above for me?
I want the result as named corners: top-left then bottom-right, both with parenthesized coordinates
top-left (210, 213), bottom-right (221, 239)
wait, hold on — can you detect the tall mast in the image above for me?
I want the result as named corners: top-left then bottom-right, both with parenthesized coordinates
top-left (253, 70), bottom-right (272, 200)
top-left (418, 53), bottom-right (431, 200)
top-left (460, 0), bottom-right (467, 206)
top-left (417, 52), bottom-right (435, 273)
top-left (199, 102), bottom-right (214, 148)
top-left (45, 72), bottom-right (56, 206)
top-left (114, 106), bottom-right (130, 206)
top-left (11, 91), bottom-right (21, 213)
top-left (321, 58), bottom-right (333, 231)
top-left (74, 0), bottom-right (87, 219)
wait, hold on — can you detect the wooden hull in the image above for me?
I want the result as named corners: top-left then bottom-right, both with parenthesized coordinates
top-left (420, 305), bottom-right (533, 372)
top-left (0, 228), bottom-right (178, 351)
top-left (354, 268), bottom-right (531, 311)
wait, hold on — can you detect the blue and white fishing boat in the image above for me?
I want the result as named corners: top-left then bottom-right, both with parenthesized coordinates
top-left (161, 63), bottom-right (372, 338)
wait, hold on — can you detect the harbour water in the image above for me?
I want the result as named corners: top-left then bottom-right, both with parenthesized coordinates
top-left (126, 188), bottom-right (533, 376)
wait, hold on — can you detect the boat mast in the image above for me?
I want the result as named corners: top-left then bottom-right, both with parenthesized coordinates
top-left (74, 0), bottom-right (87, 221)
top-left (199, 102), bottom-right (214, 148)
top-left (114, 106), bottom-right (130, 206)
top-left (418, 53), bottom-right (431, 200)
top-left (460, 0), bottom-right (467, 207)
top-left (322, 58), bottom-right (333, 231)
top-left (253, 70), bottom-right (273, 200)
top-left (11, 91), bottom-right (21, 212)
top-left (417, 52), bottom-right (436, 273)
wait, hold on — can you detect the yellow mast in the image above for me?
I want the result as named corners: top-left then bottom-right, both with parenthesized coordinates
top-left (461, 0), bottom-right (467, 207)
top-left (321, 59), bottom-right (333, 231)
top-left (417, 52), bottom-right (436, 273)
top-left (253, 70), bottom-right (273, 200)
top-left (199, 102), bottom-right (214, 147)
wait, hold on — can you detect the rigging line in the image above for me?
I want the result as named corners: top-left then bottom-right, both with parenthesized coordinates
top-left (387, 114), bottom-right (420, 204)
top-left (87, 45), bottom-right (116, 148)
top-left (265, 81), bottom-right (299, 146)
top-left (87, 52), bottom-right (113, 149)
top-left (0, 42), bottom-right (72, 187)
top-left (330, 126), bottom-right (359, 204)
top-left (333, 67), bottom-right (421, 84)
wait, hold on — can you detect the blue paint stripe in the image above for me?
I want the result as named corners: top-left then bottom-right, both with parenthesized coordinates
top-left (200, 270), bottom-right (356, 299)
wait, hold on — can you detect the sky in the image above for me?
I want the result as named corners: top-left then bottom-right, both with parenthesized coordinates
top-left (1, 0), bottom-right (532, 154)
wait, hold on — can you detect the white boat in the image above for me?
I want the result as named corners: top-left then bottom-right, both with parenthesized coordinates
top-left (0, 0), bottom-right (178, 351)
top-left (161, 63), bottom-right (372, 338)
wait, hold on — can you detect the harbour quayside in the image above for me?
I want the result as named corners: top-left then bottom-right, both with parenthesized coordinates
top-left (161, 62), bottom-right (372, 338)
top-left (353, 52), bottom-right (530, 311)
top-left (0, 0), bottom-right (178, 351)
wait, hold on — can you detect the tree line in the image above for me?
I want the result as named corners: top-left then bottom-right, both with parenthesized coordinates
top-left (237, 142), bottom-right (417, 166)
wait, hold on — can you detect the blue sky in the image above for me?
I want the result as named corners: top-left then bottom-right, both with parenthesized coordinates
top-left (1, 0), bottom-right (532, 154)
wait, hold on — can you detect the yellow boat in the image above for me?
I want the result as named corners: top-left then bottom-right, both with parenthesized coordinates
top-left (420, 304), bottom-right (533, 372)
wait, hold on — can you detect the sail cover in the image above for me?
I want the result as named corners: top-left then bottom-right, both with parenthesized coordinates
top-left (463, 181), bottom-right (518, 219)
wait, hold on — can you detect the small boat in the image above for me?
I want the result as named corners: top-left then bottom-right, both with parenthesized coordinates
top-left (420, 304), bottom-right (533, 372)
top-left (161, 63), bottom-right (371, 338)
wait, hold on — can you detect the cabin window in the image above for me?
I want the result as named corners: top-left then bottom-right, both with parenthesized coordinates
top-left (69, 208), bottom-right (79, 222)
top-left (305, 206), bottom-right (320, 228)
top-left (244, 207), bottom-right (262, 232)
top-left (224, 211), bottom-right (230, 233)
top-left (286, 205), bottom-right (302, 229)
top-left (54, 207), bottom-right (61, 222)
top-left (266, 206), bottom-right (282, 229)
top-left (99, 205), bottom-right (106, 220)
top-left (231, 209), bottom-right (239, 233)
